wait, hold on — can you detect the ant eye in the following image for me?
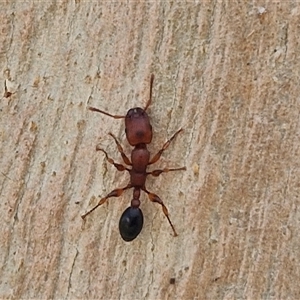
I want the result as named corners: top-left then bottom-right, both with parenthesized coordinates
top-left (127, 109), bottom-right (134, 118)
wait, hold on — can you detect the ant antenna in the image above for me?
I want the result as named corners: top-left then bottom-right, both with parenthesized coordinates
top-left (144, 74), bottom-right (154, 111)
top-left (88, 107), bottom-right (125, 119)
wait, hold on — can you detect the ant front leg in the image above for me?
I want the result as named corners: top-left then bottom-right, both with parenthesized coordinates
top-left (108, 132), bottom-right (132, 165)
top-left (81, 184), bottom-right (132, 219)
top-left (96, 146), bottom-right (130, 172)
top-left (142, 187), bottom-right (178, 237)
top-left (149, 128), bottom-right (183, 165)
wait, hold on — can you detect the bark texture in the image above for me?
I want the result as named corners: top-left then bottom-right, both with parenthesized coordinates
top-left (0, 2), bottom-right (299, 299)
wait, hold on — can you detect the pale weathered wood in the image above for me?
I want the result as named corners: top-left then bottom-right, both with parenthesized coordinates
top-left (0, 2), bottom-right (299, 299)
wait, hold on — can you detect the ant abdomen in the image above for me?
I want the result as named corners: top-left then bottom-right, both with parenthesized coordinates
top-left (119, 207), bottom-right (144, 242)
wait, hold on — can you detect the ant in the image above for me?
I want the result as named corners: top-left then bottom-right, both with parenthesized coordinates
top-left (82, 74), bottom-right (186, 241)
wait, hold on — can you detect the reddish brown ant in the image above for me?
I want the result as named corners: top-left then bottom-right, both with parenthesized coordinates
top-left (82, 74), bottom-right (186, 241)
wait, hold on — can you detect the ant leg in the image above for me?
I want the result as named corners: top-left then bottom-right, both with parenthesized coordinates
top-left (96, 146), bottom-right (130, 172)
top-left (148, 128), bottom-right (183, 165)
top-left (108, 132), bottom-right (132, 165)
top-left (144, 74), bottom-right (154, 111)
top-left (88, 107), bottom-right (125, 119)
top-left (81, 184), bottom-right (132, 219)
top-left (147, 166), bottom-right (186, 177)
top-left (142, 187), bottom-right (178, 237)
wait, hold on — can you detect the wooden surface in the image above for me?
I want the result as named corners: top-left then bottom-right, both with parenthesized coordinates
top-left (1, 2), bottom-right (299, 299)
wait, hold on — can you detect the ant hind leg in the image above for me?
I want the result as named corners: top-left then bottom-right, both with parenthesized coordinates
top-left (142, 187), bottom-right (178, 237)
top-left (82, 184), bottom-right (132, 219)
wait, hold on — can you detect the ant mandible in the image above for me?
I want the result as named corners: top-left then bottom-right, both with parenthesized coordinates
top-left (81, 74), bottom-right (186, 241)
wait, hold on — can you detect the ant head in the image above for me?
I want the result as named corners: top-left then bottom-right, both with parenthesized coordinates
top-left (125, 107), bottom-right (152, 146)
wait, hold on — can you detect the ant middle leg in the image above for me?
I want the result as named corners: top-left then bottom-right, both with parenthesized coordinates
top-left (142, 187), bottom-right (178, 237)
top-left (96, 146), bottom-right (130, 172)
top-left (81, 184), bottom-right (132, 219)
top-left (148, 128), bottom-right (183, 165)
top-left (108, 132), bottom-right (132, 165)
top-left (147, 166), bottom-right (186, 177)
